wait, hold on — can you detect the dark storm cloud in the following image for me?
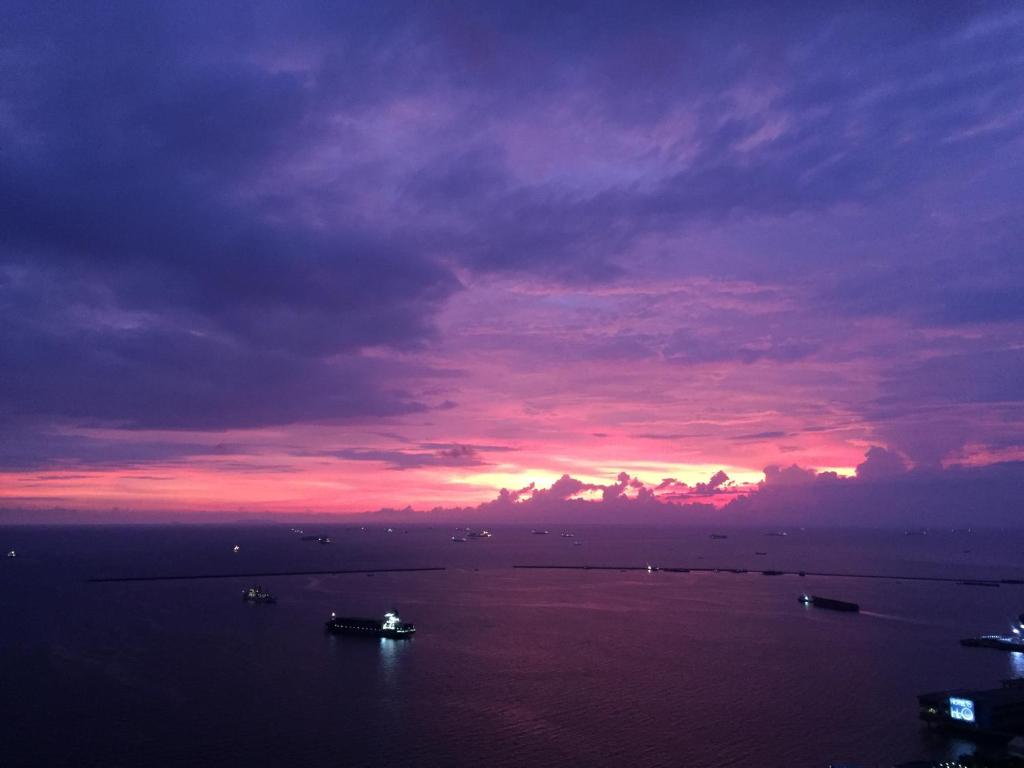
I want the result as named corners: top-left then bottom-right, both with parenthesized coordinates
top-left (729, 459), bottom-right (1024, 528)
top-left (1, 0), bottom-right (1023, 475)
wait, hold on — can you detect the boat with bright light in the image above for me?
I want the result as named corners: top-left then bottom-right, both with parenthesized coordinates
top-left (326, 610), bottom-right (415, 639)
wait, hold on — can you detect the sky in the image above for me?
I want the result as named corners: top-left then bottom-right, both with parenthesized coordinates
top-left (2, 1), bottom-right (1023, 524)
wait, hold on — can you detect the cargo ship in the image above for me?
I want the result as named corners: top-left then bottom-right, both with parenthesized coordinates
top-left (242, 585), bottom-right (275, 603)
top-left (799, 594), bottom-right (859, 612)
top-left (326, 610), bottom-right (415, 639)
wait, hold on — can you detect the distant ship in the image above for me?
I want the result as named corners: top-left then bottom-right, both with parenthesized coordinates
top-left (766, 531), bottom-right (788, 537)
top-left (242, 585), bottom-right (275, 603)
top-left (710, 533), bottom-right (728, 540)
top-left (573, 540), bottom-right (583, 546)
top-left (451, 536), bottom-right (467, 542)
top-left (301, 535), bottom-right (332, 544)
top-left (531, 529), bottom-right (550, 535)
top-left (560, 532), bottom-right (575, 538)
top-left (326, 610), bottom-right (415, 639)
top-left (799, 594), bottom-right (859, 612)
top-left (468, 530), bottom-right (492, 539)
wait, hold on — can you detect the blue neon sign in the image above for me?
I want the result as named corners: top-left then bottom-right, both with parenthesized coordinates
top-left (949, 697), bottom-right (975, 723)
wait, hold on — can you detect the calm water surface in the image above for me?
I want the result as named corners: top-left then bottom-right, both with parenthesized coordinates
top-left (2, 525), bottom-right (1023, 767)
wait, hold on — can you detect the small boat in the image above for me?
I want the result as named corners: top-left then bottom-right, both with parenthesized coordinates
top-left (300, 535), bottom-right (332, 544)
top-left (573, 540), bottom-right (583, 546)
top-left (468, 530), bottom-right (492, 539)
top-left (799, 594), bottom-right (859, 612)
top-left (754, 551), bottom-right (767, 555)
top-left (710, 533), bottom-right (728, 540)
top-left (6, 550), bottom-right (15, 558)
top-left (242, 585), bottom-right (275, 603)
top-left (560, 532), bottom-right (575, 538)
top-left (451, 536), bottom-right (467, 542)
top-left (232, 545), bottom-right (240, 553)
top-left (326, 610), bottom-right (415, 639)
top-left (531, 529), bottom-right (550, 535)
top-left (766, 531), bottom-right (788, 537)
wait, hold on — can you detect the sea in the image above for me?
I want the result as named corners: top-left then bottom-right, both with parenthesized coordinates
top-left (2, 524), bottom-right (1024, 768)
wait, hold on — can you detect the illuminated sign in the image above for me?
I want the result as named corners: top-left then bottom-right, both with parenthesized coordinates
top-left (949, 697), bottom-right (975, 723)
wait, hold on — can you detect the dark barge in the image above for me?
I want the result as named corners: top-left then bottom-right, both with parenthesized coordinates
top-left (799, 594), bottom-right (859, 612)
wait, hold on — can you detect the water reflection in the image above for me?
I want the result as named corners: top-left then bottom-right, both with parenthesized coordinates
top-left (1009, 650), bottom-right (1024, 678)
top-left (378, 637), bottom-right (409, 683)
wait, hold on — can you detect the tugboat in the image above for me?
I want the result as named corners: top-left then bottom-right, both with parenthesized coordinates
top-left (961, 635), bottom-right (1024, 652)
top-left (326, 610), bottom-right (415, 639)
top-left (242, 585), bottom-right (275, 603)
top-left (961, 621), bottom-right (1024, 652)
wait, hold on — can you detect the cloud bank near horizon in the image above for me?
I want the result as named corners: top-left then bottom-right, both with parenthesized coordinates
top-left (363, 448), bottom-right (1024, 528)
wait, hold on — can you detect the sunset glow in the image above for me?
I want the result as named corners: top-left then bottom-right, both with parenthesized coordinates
top-left (2, 4), bottom-right (1023, 524)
